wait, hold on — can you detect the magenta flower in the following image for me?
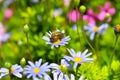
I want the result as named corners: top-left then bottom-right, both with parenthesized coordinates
top-left (67, 9), bottom-right (81, 23)
top-left (4, 9), bottom-right (13, 20)
top-left (83, 9), bottom-right (97, 26)
top-left (97, 2), bottom-right (116, 22)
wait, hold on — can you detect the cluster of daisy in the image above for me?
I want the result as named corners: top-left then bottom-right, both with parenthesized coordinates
top-left (0, 29), bottom-right (93, 80)
top-left (0, 49), bottom-right (92, 80)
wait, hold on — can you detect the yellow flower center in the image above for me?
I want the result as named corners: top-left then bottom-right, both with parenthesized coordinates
top-left (93, 27), bottom-right (99, 32)
top-left (116, 25), bottom-right (120, 32)
top-left (58, 65), bottom-right (67, 73)
top-left (74, 57), bottom-right (82, 63)
top-left (7, 70), bottom-right (10, 74)
top-left (58, 65), bottom-right (62, 70)
top-left (11, 67), bottom-right (15, 73)
top-left (33, 68), bottom-right (40, 74)
top-left (53, 39), bottom-right (61, 44)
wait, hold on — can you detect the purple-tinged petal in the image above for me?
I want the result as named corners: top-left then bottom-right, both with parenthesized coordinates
top-left (49, 63), bottom-right (59, 69)
top-left (44, 74), bottom-right (52, 80)
top-left (58, 73), bottom-right (63, 80)
top-left (35, 59), bottom-right (42, 67)
top-left (73, 63), bottom-right (78, 68)
top-left (79, 75), bottom-right (84, 80)
top-left (53, 72), bottom-right (58, 80)
top-left (67, 48), bottom-right (76, 57)
top-left (77, 52), bottom-right (81, 57)
top-left (98, 23), bottom-right (108, 34)
top-left (90, 32), bottom-right (95, 40)
top-left (71, 74), bottom-right (75, 80)
top-left (13, 73), bottom-right (22, 78)
top-left (42, 36), bottom-right (50, 41)
top-left (64, 56), bottom-right (73, 61)
top-left (28, 61), bottom-right (35, 67)
top-left (81, 49), bottom-right (88, 56)
top-left (85, 52), bottom-right (92, 58)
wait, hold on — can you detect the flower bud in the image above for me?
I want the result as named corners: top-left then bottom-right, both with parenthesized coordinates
top-left (79, 5), bottom-right (86, 14)
top-left (5, 62), bottom-right (12, 68)
top-left (105, 13), bottom-right (111, 20)
top-left (114, 24), bottom-right (120, 35)
top-left (18, 40), bottom-right (23, 45)
top-left (74, 0), bottom-right (80, 6)
top-left (23, 24), bottom-right (29, 32)
top-left (59, 65), bottom-right (68, 73)
top-left (20, 58), bottom-right (26, 67)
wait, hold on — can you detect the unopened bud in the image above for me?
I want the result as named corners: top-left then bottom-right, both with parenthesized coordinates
top-left (20, 58), bottom-right (26, 67)
top-left (59, 65), bottom-right (68, 73)
top-left (5, 62), bottom-right (12, 68)
top-left (105, 13), bottom-right (111, 20)
top-left (74, 0), bottom-right (80, 6)
top-left (23, 24), bottom-right (29, 32)
top-left (18, 40), bottom-right (23, 45)
top-left (114, 24), bottom-right (120, 35)
top-left (79, 5), bottom-right (86, 14)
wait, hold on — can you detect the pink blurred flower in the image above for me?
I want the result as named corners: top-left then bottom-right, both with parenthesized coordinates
top-left (97, 2), bottom-right (116, 22)
top-left (4, 9), bottom-right (13, 20)
top-left (64, 0), bottom-right (71, 7)
top-left (0, 23), bottom-right (10, 47)
top-left (83, 9), bottom-right (97, 26)
top-left (67, 9), bottom-right (81, 23)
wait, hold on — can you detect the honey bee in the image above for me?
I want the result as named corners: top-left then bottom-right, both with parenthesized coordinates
top-left (50, 31), bottom-right (65, 43)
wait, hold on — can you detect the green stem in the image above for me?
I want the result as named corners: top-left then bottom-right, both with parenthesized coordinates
top-left (81, 14), bottom-right (96, 54)
top-left (0, 48), bottom-right (5, 66)
top-left (95, 34), bottom-right (99, 61)
top-left (75, 64), bottom-right (80, 80)
top-left (75, 7), bottom-right (83, 51)
top-left (54, 47), bottom-right (60, 63)
top-left (25, 32), bottom-right (33, 61)
top-left (109, 34), bottom-right (119, 73)
top-left (10, 74), bottom-right (13, 80)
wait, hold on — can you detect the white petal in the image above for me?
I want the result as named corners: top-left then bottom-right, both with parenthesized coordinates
top-left (98, 23), bottom-right (108, 34)
top-left (79, 76), bottom-right (84, 80)
top-left (49, 63), bottom-right (59, 69)
top-left (64, 56), bottom-right (73, 61)
top-left (58, 73), bottom-right (63, 80)
top-left (28, 61), bottom-right (35, 67)
top-left (81, 49), bottom-right (88, 56)
top-left (71, 74), bottom-right (75, 80)
top-left (85, 52), bottom-right (92, 58)
top-left (42, 36), bottom-right (50, 41)
top-left (73, 63), bottom-right (78, 69)
top-left (13, 73), bottom-right (22, 78)
top-left (90, 32), bottom-right (95, 40)
top-left (46, 32), bottom-right (52, 37)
